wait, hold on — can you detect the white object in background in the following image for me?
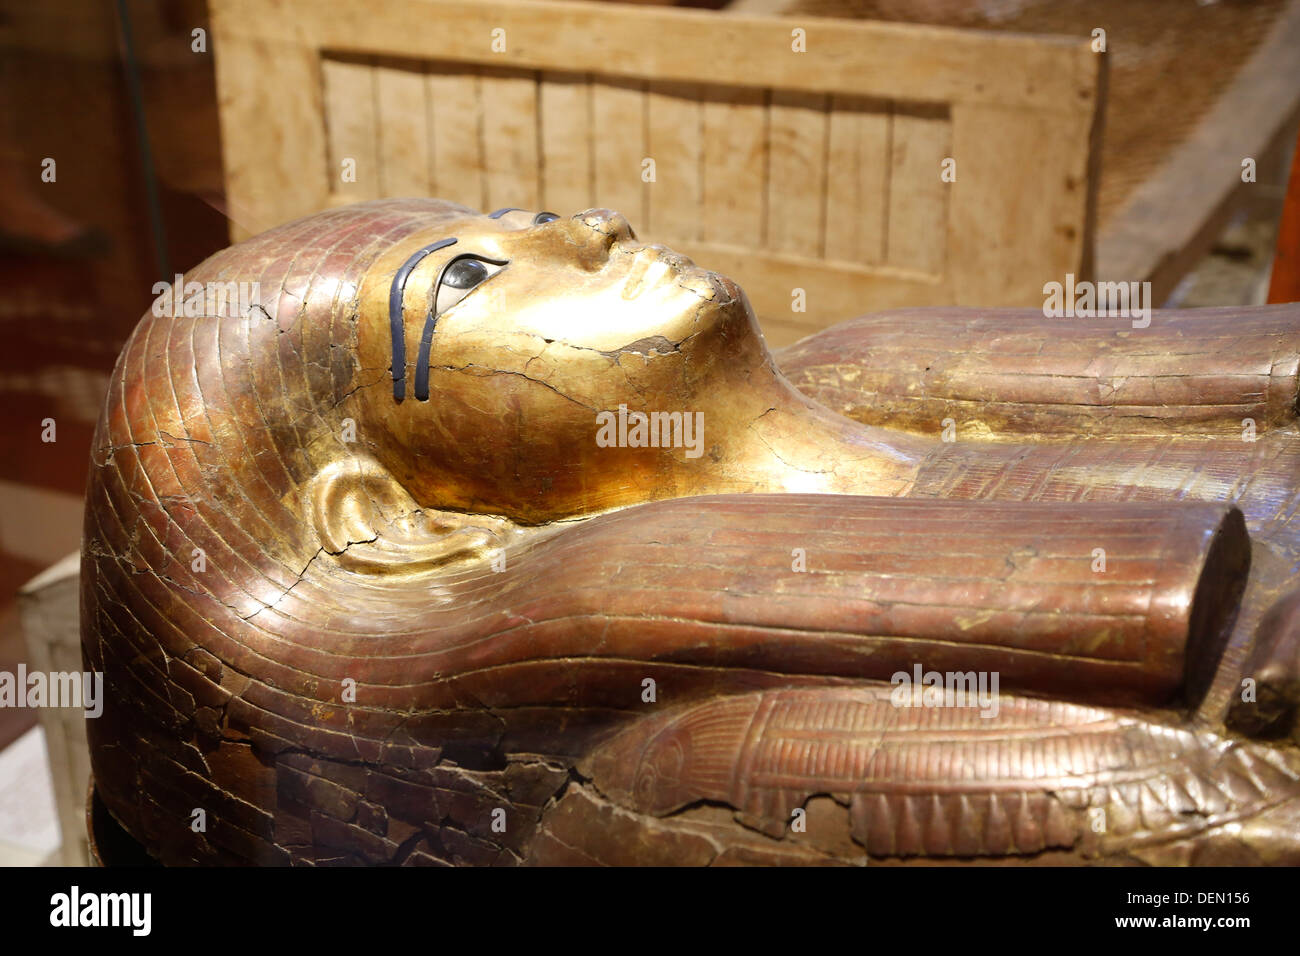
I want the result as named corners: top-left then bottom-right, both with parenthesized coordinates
top-left (19, 551), bottom-right (90, 866)
top-left (0, 725), bottom-right (61, 866)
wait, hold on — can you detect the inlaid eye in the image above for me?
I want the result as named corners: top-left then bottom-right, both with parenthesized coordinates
top-left (533, 211), bottom-right (560, 224)
top-left (433, 256), bottom-right (506, 317)
top-left (444, 258), bottom-right (490, 290)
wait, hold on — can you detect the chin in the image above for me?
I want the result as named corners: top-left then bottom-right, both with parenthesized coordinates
top-left (700, 272), bottom-right (765, 348)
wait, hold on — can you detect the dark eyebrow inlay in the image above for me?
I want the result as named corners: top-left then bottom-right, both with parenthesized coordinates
top-left (413, 252), bottom-right (509, 402)
top-left (487, 207), bottom-right (523, 219)
top-left (389, 237), bottom-right (457, 401)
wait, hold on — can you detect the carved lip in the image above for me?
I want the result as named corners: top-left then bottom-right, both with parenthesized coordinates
top-left (621, 244), bottom-right (699, 300)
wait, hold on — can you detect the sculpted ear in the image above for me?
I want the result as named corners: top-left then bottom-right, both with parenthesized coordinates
top-left (306, 456), bottom-right (515, 575)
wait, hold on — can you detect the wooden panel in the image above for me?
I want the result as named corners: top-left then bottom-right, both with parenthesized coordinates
top-left (591, 78), bottom-right (647, 225)
top-left (645, 81), bottom-right (704, 242)
top-left (212, 32), bottom-right (330, 240)
top-left (948, 102), bottom-right (1094, 306)
top-left (426, 64), bottom-right (485, 211)
top-left (671, 242), bottom-right (947, 347)
top-left (374, 57), bottom-right (431, 197)
top-left (322, 55), bottom-right (380, 201)
top-left (701, 85), bottom-right (766, 244)
top-left (539, 71), bottom-right (593, 216)
top-left (214, 0), bottom-right (1097, 111)
top-left (210, 0), bottom-right (1105, 328)
top-left (479, 65), bottom-right (540, 211)
top-left (824, 97), bottom-right (890, 266)
top-left (886, 104), bottom-right (950, 275)
top-left (767, 90), bottom-right (828, 255)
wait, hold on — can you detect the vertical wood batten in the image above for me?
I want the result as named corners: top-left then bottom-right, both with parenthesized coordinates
top-left (591, 78), bottom-right (648, 227)
top-left (886, 103), bottom-right (951, 276)
top-left (824, 96), bottom-right (890, 266)
top-left (479, 65), bottom-right (540, 212)
top-left (323, 54), bottom-right (380, 202)
top-left (645, 81), bottom-right (703, 242)
top-left (374, 56), bottom-right (432, 197)
top-left (426, 64), bottom-right (486, 212)
top-left (767, 90), bottom-right (829, 256)
top-left (539, 70), bottom-right (594, 216)
top-left (701, 84), bottom-right (766, 245)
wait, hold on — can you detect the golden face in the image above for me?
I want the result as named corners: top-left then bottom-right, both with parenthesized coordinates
top-left (354, 207), bottom-right (765, 522)
top-left (419, 207), bottom-right (738, 355)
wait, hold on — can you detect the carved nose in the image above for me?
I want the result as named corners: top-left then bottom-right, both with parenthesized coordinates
top-left (576, 208), bottom-right (637, 250)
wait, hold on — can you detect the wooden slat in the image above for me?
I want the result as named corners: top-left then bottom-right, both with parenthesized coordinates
top-left (886, 104), bottom-right (950, 275)
top-left (538, 71), bottom-right (593, 216)
top-left (211, 30), bottom-right (330, 240)
top-left (426, 64), bottom-right (485, 211)
top-left (591, 78), bottom-right (647, 226)
top-left (645, 81), bottom-right (704, 242)
top-left (374, 57), bottom-right (431, 197)
top-left (948, 101), bottom-right (1095, 306)
top-left (824, 96), bottom-right (890, 266)
top-left (767, 90), bottom-right (828, 255)
top-left (701, 85), bottom-right (766, 244)
top-left (479, 65), bottom-right (539, 211)
top-left (214, 0), bottom-right (1097, 111)
top-left (322, 55), bottom-right (380, 201)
